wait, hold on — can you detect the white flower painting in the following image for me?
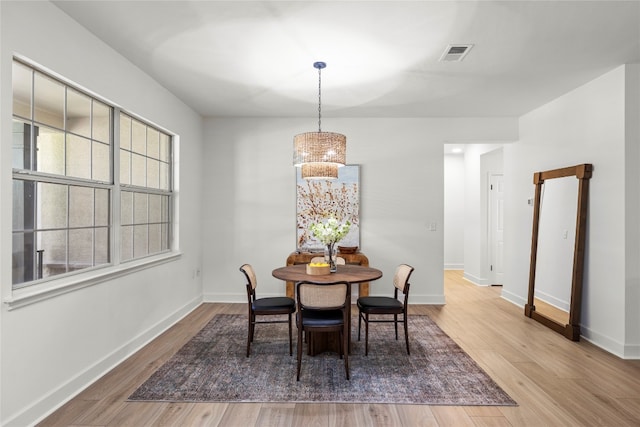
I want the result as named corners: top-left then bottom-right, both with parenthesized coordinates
top-left (296, 165), bottom-right (360, 251)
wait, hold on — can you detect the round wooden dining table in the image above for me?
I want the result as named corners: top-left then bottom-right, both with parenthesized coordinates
top-left (271, 263), bottom-right (383, 286)
top-left (272, 264), bottom-right (383, 356)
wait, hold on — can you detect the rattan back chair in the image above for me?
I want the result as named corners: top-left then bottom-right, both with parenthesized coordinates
top-left (357, 264), bottom-right (414, 355)
top-left (296, 280), bottom-right (351, 381)
top-left (240, 264), bottom-right (296, 357)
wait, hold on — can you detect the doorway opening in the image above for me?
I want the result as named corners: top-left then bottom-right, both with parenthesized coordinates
top-left (444, 144), bottom-right (505, 286)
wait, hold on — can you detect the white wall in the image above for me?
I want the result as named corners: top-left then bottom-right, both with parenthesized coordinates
top-left (444, 154), bottom-right (465, 269)
top-left (462, 144), bottom-right (505, 285)
top-left (502, 65), bottom-right (639, 358)
top-left (0, 2), bottom-right (205, 425)
top-left (202, 117), bottom-right (518, 305)
top-left (624, 64), bottom-right (640, 351)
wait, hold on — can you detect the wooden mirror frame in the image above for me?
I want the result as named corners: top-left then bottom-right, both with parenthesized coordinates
top-left (524, 163), bottom-right (593, 341)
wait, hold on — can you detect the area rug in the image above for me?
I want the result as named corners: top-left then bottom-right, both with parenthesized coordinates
top-left (129, 314), bottom-right (516, 406)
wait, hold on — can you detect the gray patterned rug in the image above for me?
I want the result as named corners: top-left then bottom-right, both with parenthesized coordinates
top-left (129, 313), bottom-right (516, 406)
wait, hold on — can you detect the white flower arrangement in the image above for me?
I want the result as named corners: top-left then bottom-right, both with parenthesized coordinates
top-left (310, 217), bottom-right (351, 245)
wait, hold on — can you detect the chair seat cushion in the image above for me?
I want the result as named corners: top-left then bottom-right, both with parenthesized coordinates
top-left (301, 309), bottom-right (344, 327)
top-left (357, 296), bottom-right (403, 312)
top-left (253, 297), bottom-right (295, 311)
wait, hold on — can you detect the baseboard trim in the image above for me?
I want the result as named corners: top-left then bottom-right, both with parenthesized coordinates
top-left (499, 293), bottom-right (640, 360)
top-left (580, 325), bottom-right (639, 359)
top-left (203, 292), bottom-right (245, 303)
top-left (463, 272), bottom-right (491, 286)
top-left (623, 343), bottom-right (640, 359)
top-left (16, 296), bottom-right (202, 427)
top-left (407, 294), bottom-right (446, 305)
top-left (500, 289), bottom-right (527, 308)
top-left (533, 289), bottom-right (570, 312)
top-left (444, 263), bottom-right (464, 270)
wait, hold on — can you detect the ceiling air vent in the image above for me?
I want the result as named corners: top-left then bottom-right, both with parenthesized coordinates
top-left (439, 44), bottom-right (474, 62)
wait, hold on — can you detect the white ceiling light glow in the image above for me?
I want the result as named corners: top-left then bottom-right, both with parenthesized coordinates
top-left (148, 1), bottom-right (468, 112)
top-left (52, 1), bottom-right (640, 117)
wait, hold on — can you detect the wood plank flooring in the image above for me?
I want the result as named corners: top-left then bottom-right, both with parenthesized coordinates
top-left (38, 270), bottom-right (640, 426)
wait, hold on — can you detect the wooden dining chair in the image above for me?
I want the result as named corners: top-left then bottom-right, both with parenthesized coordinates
top-left (240, 264), bottom-right (296, 357)
top-left (296, 280), bottom-right (351, 381)
top-left (357, 264), bottom-right (414, 356)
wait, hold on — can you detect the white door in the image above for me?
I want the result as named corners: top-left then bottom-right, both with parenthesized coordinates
top-left (489, 174), bottom-right (504, 285)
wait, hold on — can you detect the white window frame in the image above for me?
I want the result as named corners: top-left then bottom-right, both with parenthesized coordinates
top-left (5, 58), bottom-right (180, 310)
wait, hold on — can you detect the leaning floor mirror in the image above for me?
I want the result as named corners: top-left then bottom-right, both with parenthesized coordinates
top-left (524, 164), bottom-right (593, 341)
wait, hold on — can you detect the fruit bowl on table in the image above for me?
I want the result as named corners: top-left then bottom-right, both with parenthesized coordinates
top-left (306, 262), bottom-right (330, 275)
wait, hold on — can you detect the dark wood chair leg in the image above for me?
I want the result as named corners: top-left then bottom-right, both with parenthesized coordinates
top-left (404, 311), bottom-right (410, 355)
top-left (288, 313), bottom-right (293, 356)
top-left (343, 328), bottom-right (350, 380)
top-left (246, 332), bottom-right (250, 357)
top-left (364, 313), bottom-right (369, 356)
top-left (297, 319), bottom-right (303, 381)
top-left (250, 314), bottom-right (256, 342)
top-left (394, 314), bottom-right (399, 340)
top-left (246, 313), bottom-right (253, 357)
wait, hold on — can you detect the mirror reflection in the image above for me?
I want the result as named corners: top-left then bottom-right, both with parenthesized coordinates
top-left (525, 164), bottom-right (592, 341)
top-left (534, 176), bottom-right (578, 326)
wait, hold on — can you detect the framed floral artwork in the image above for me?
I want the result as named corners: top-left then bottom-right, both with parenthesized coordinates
top-left (296, 165), bottom-right (360, 251)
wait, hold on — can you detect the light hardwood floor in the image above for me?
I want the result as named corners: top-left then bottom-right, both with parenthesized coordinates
top-left (39, 270), bottom-right (640, 426)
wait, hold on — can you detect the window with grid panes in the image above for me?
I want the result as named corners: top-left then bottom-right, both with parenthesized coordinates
top-left (11, 59), bottom-right (173, 288)
top-left (119, 113), bottom-right (172, 262)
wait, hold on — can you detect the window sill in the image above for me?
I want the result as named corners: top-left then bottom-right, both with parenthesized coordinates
top-left (3, 252), bottom-right (182, 310)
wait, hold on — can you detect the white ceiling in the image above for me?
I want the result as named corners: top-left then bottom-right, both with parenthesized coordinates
top-left (53, 1), bottom-right (640, 118)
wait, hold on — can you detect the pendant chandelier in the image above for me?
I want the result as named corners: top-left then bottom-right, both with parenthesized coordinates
top-left (293, 61), bottom-right (346, 180)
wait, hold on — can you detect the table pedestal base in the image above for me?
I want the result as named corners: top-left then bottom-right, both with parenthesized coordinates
top-left (307, 331), bottom-right (343, 356)
top-left (305, 314), bottom-right (352, 356)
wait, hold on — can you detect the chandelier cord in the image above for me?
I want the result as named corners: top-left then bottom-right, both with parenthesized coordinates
top-left (317, 65), bottom-right (322, 132)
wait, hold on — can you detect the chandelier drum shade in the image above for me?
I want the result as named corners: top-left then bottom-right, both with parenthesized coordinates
top-left (301, 163), bottom-right (339, 179)
top-left (293, 132), bottom-right (346, 167)
top-left (294, 61), bottom-right (346, 179)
